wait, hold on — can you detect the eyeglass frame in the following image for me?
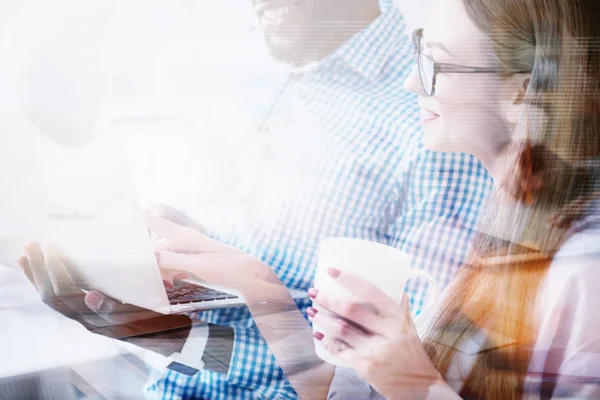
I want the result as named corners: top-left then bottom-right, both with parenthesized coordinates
top-left (412, 28), bottom-right (506, 97)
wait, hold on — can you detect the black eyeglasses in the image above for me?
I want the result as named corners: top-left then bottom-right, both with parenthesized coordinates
top-left (412, 28), bottom-right (501, 97)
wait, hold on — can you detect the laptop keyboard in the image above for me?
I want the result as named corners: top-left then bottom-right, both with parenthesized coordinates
top-left (166, 283), bottom-right (239, 305)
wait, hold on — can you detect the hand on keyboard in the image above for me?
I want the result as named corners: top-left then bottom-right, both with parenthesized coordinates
top-left (147, 215), bottom-right (286, 299)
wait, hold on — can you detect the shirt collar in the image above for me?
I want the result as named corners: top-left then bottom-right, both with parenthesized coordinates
top-left (568, 198), bottom-right (600, 233)
top-left (328, 0), bottom-right (409, 80)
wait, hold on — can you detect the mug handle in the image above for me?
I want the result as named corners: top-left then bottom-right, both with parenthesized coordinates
top-left (405, 270), bottom-right (440, 334)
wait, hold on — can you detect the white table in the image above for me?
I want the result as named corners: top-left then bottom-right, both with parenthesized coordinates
top-left (0, 264), bottom-right (151, 399)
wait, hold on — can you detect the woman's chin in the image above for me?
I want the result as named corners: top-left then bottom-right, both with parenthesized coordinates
top-left (423, 129), bottom-right (458, 152)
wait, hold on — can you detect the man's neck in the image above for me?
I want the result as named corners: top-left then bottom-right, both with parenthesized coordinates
top-left (292, 0), bottom-right (381, 67)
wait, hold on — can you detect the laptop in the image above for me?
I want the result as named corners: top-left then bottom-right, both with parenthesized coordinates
top-left (0, 124), bottom-right (305, 318)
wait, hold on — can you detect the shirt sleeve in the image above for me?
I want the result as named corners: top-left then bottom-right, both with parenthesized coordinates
top-left (385, 149), bottom-right (492, 312)
top-left (526, 227), bottom-right (600, 399)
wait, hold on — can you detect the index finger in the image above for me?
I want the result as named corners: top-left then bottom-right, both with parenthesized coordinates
top-left (145, 214), bottom-right (202, 253)
top-left (326, 269), bottom-right (397, 315)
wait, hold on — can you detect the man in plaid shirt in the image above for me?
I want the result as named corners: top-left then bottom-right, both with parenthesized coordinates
top-left (142, 0), bottom-right (492, 399)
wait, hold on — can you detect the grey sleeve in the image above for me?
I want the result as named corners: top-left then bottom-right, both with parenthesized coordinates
top-left (327, 366), bottom-right (386, 400)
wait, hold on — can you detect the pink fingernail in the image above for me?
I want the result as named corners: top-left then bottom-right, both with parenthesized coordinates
top-left (327, 268), bottom-right (341, 278)
top-left (307, 288), bottom-right (319, 299)
top-left (85, 291), bottom-right (104, 310)
top-left (313, 332), bottom-right (324, 341)
top-left (306, 307), bottom-right (318, 317)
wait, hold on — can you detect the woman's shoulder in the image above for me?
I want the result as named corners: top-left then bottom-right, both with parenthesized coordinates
top-left (550, 213), bottom-right (600, 272)
top-left (539, 211), bottom-right (600, 308)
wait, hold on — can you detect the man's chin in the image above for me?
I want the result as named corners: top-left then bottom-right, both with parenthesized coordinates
top-left (264, 38), bottom-right (305, 64)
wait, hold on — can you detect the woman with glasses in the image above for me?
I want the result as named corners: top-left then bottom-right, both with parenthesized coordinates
top-left (317, 0), bottom-right (600, 398)
top-left (16, 0), bottom-right (600, 398)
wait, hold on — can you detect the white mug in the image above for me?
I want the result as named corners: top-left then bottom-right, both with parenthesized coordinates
top-left (312, 237), bottom-right (441, 366)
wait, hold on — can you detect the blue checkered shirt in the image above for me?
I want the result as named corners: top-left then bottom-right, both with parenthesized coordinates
top-left (146, 1), bottom-right (492, 399)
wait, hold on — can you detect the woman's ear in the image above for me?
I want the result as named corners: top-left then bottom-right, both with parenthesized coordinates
top-left (506, 75), bottom-right (531, 124)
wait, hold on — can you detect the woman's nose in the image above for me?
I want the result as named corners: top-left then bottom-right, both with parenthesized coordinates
top-left (403, 66), bottom-right (424, 95)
